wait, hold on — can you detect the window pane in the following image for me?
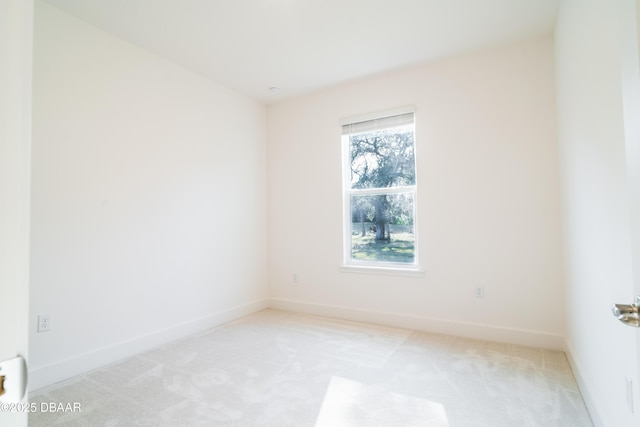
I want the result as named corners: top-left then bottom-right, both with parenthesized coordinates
top-left (350, 193), bottom-right (415, 264)
top-left (349, 124), bottom-right (415, 190)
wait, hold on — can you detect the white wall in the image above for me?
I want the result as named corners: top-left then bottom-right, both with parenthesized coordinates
top-left (0, 1), bottom-right (32, 425)
top-left (555, 0), bottom-right (640, 425)
top-left (267, 37), bottom-right (565, 349)
top-left (30, 1), bottom-right (268, 389)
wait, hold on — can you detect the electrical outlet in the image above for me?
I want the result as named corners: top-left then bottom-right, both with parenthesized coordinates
top-left (293, 273), bottom-right (299, 283)
top-left (474, 286), bottom-right (485, 298)
top-left (38, 314), bottom-right (51, 333)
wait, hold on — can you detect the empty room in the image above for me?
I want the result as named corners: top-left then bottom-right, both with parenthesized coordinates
top-left (2, 0), bottom-right (640, 426)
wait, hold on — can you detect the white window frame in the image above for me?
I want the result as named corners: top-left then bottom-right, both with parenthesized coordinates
top-left (340, 106), bottom-right (423, 276)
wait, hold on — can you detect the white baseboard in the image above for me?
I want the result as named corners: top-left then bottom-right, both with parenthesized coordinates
top-left (29, 298), bottom-right (269, 391)
top-left (564, 345), bottom-right (603, 427)
top-left (269, 297), bottom-right (565, 350)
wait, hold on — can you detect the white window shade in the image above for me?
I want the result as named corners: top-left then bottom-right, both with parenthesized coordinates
top-left (342, 112), bottom-right (414, 135)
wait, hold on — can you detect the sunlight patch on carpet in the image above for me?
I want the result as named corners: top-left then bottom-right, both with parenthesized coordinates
top-left (315, 376), bottom-right (449, 427)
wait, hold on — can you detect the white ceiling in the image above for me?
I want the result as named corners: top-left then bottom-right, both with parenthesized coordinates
top-left (42, 0), bottom-right (561, 104)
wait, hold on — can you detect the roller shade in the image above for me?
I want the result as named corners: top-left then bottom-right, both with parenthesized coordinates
top-left (342, 112), bottom-right (414, 135)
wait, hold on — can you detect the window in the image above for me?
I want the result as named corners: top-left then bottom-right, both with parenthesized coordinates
top-left (342, 108), bottom-right (418, 270)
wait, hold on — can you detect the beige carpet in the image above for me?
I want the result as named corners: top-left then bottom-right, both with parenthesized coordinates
top-left (29, 309), bottom-right (593, 426)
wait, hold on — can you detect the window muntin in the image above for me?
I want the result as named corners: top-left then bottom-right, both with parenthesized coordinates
top-left (342, 109), bottom-right (418, 268)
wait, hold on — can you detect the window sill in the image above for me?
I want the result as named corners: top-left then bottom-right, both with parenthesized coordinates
top-left (339, 265), bottom-right (425, 278)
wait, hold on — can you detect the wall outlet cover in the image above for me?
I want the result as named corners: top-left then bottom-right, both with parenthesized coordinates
top-left (38, 314), bottom-right (51, 332)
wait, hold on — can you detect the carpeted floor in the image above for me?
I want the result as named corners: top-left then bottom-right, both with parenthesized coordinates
top-left (29, 309), bottom-right (593, 426)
